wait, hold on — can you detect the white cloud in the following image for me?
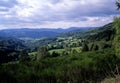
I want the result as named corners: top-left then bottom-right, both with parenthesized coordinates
top-left (10, 0), bottom-right (115, 20)
top-left (0, 16), bottom-right (113, 29)
top-left (0, 0), bottom-right (119, 29)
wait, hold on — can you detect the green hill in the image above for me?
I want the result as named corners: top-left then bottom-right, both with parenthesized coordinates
top-left (27, 23), bottom-right (114, 52)
top-left (59, 23), bottom-right (114, 41)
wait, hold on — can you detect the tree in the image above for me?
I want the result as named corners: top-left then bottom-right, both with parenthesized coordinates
top-left (93, 44), bottom-right (99, 51)
top-left (113, 17), bottom-right (120, 57)
top-left (71, 49), bottom-right (78, 54)
top-left (37, 46), bottom-right (49, 59)
top-left (19, 50), bottom-right (30, 63)
top-left (114, 0), bottom-right (120, 57)
top-left (82, 43), bottom-right (89, 52)
top-left (116, 0), bottom-right (120, 10)
top-left (90, 43), bottom-right (99, 51)
top-left (89, 43), bottom-right (94, 51)
top-left (51, 51), bottom-right (59, 57)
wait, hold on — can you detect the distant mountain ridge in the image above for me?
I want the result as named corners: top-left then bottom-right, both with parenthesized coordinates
top-left (59, 23), bottom-right (114, 41)
top-left (0, 27), bottom-right (91, 38)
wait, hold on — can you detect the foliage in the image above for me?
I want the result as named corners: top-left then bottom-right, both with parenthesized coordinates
top-left (0, 37), bottom-right (26, 63)
top-left (37, 46), bottom-right (50, 59)
top-left (82, 42), bottom-right (89, 52)
top-left (113, 17), bottom-right (120, 57)
top-left (116, 0), bottom-right (120, 10)
top-left (0, 48), bottom-right (119, 83)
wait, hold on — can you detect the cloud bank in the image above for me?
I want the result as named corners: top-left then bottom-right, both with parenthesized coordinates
top-left (0, 0), bottom-right (119, 29)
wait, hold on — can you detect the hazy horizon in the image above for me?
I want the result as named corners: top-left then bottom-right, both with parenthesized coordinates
top-left (0, 23), bottom-right (107, 30)
top-left (0, 0), bottom-right (120, 29)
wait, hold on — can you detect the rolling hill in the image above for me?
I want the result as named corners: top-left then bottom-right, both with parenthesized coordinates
top-left (0, 27), bottom-right (91, 38)
top-left (25, 23), bottom-right (114, 52)
top-left (59, 23), bottom-right (114, 41)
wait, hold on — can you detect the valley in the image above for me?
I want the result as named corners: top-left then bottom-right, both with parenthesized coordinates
top-left (0, 22), bottom-right (118, 83)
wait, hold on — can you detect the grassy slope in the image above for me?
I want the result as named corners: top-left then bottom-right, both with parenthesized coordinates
top-left (49, 49), bottom-right (65, 54)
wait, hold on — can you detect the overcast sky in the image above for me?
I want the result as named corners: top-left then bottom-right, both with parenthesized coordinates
top-left (0, 0), bottom-right (119, 29)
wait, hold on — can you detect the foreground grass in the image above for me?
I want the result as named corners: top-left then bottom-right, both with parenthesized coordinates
top-left (101, 75), bottom-right (120, 83)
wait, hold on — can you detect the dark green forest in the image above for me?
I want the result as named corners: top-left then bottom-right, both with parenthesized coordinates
top-left (0, 2), bottom-right (120, 82)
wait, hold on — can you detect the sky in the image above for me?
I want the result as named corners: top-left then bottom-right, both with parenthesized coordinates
top-left (0, 0), bottom-right (120, 29)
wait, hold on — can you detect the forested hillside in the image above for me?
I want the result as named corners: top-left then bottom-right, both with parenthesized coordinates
top-left (0, 19), bottom-right (120, 83)
top-left (24, 23), bottom-right (114, 52)
top-left (59, 23), bottom-right (114, 41)
top-left (0, 37), bottom-right (26, 63)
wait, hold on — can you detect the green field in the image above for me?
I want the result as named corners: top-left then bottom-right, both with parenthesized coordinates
top-left (71, 47), bottom-right (82, 53)
top-left (29, 47), bottom-right (82, 56)
top-left (29, 49), bottom-right (64, 56)
top-left (49, 49), bottom-right (65, 54)
top-left (49, 47), bottom-right (82, 54)
top-left (28, 52), bottom-right (37, 56)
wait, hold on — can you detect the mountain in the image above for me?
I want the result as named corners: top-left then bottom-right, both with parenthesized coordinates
top-left (0, 27), bottom-right (91, 38)
top-left (0, 28), bottom-right (59, 38)
top-left (59, 23), bottom-right (114, 41)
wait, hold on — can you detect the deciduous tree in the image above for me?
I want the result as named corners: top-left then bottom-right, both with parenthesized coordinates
top-left (37, 46), bottom-right (49, 59)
